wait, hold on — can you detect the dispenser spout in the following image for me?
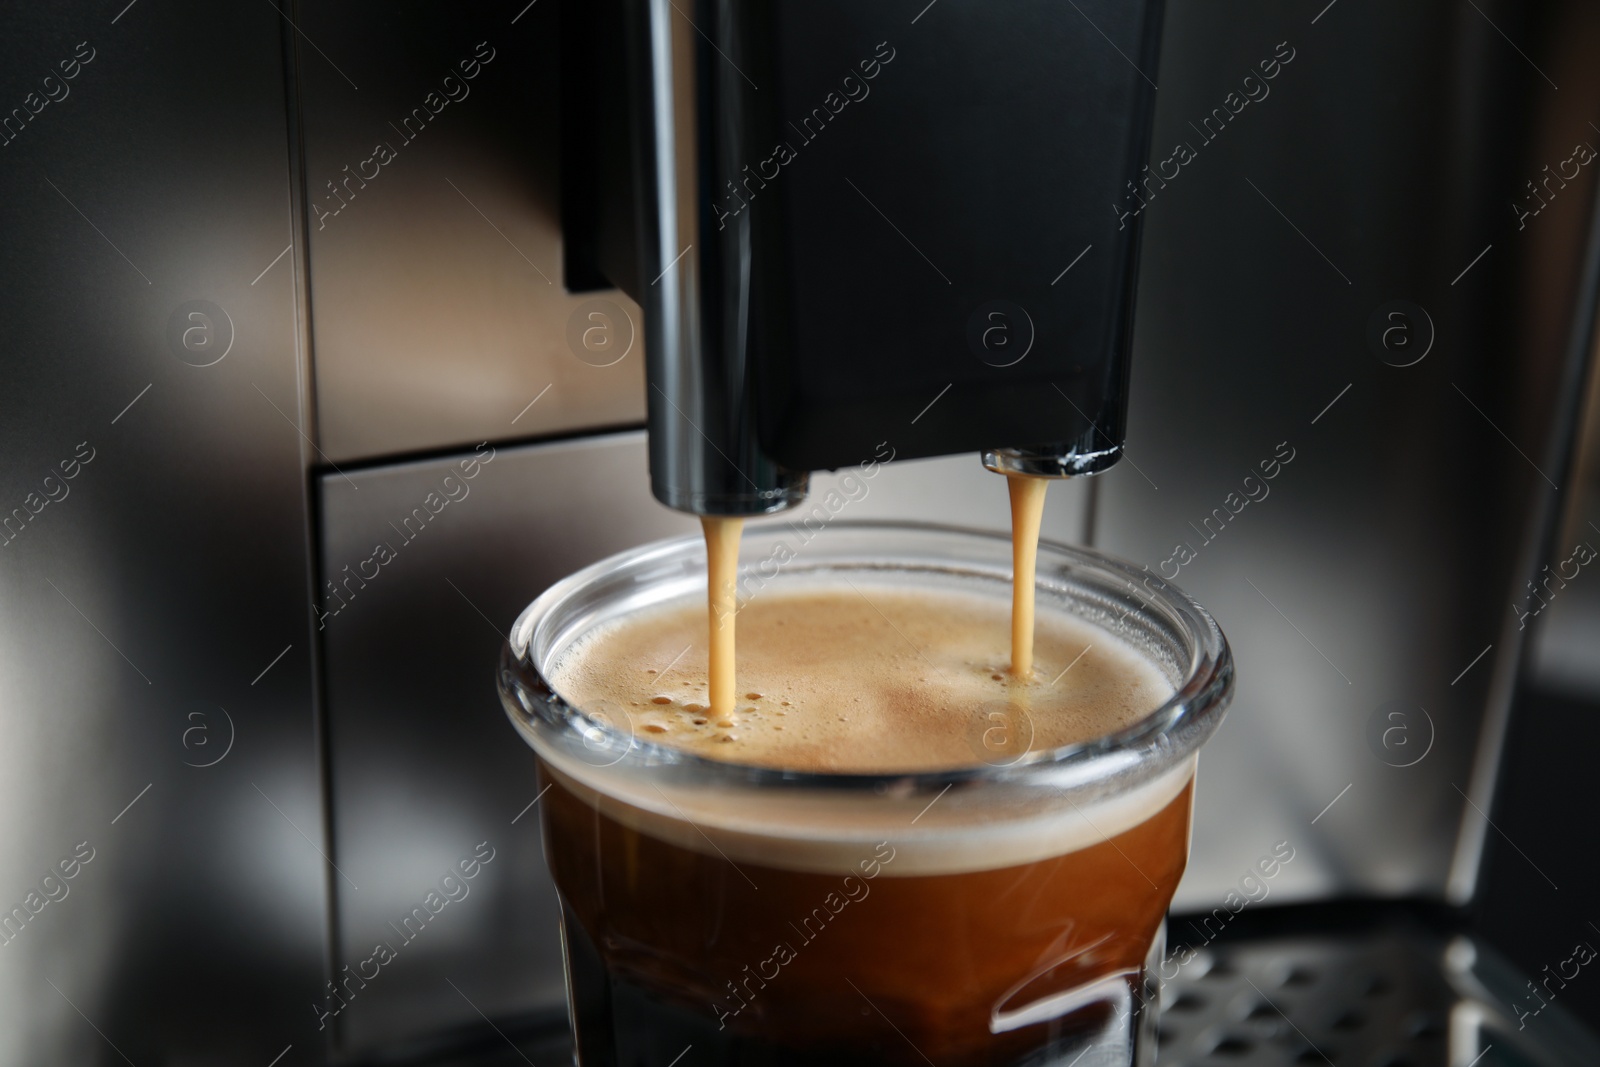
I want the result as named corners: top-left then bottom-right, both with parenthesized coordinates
top-left (982, 444), bottom-right (1125, 480)
top-left (631, 0), bottom-right (807, 517)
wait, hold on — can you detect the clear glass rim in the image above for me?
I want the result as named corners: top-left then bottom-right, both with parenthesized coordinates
top-left (498, 520), bottom-right (1233, 793)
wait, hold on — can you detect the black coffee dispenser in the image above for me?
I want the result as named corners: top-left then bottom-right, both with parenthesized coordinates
top-left (565, 0), bottom-right (1164, 514)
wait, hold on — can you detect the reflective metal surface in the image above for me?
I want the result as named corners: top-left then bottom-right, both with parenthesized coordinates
top-left (0, 2), bottom-right (327, 1062)
top-left (317, 433), bottom-right (693, 1053)
top-left (296, 0), bottom-right (646, 465)
top-left (1155, 915), bottom-right (1600, 1067)
top-left (622, 0), bottom-right (807, 515)
top-left (1100, 0), bottom-right (1600, 912)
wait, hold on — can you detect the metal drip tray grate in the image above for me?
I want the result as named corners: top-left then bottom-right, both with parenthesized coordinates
top-left (1154, 915), bottom-right (1599, 1067)
top-left (1156, 935), bottom-right (1451, 1066)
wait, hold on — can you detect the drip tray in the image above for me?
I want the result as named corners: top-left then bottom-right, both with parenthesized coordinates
top-left (1156, 908), bottom-right (1598, 1067)
top-left (359, 908), bottom-right (1600, 1066)
top-left (1156, 934), bottom-right (1451, 1065)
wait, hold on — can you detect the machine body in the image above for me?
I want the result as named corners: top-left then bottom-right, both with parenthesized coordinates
top-left (566, 0), bottom-right (1165, 514)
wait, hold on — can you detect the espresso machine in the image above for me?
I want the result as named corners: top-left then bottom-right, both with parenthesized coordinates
top-left (3, 0), bottom-right (1600, 1064)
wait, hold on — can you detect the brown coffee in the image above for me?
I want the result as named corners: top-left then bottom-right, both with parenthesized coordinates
top-left (542, 766), bottom-right (1190, 1065)
top-left (1006, 472), bottom-right (1050, 678)
top-left (701, 515), bottom-right (744, 718)
top-left (541, 583), bottom-right (1189, 1065)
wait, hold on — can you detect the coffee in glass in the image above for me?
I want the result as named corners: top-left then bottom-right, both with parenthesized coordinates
top-left (501, 523), bottom-right (1232, 1066)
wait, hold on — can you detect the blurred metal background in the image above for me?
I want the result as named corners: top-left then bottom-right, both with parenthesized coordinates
top-left (0, 4), bottom-right (328, 1064)
top-left (1, 0), bottom-right (1599, 1063)
top-left (1103, 0), bottom-right (1600, 910)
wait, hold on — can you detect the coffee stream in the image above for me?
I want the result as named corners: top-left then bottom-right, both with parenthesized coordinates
top-left (701, 516), bottom-right (744, 719)
top-left (1005, 474), bottom-right (1049, 679)
top-left (699, 474), bottom-right (1051, 713)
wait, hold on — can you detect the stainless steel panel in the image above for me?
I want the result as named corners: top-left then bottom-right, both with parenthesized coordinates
top-left (1102, 0), bottom-right (1600, 911)
top-left (0, 2), bottom-right (327, 1063)
top-left (318, 433), bottom-right (695, 1054)
top-left (296, 0), bottom-right (646, 464)
top-left (317, 433), bottom-right (1089, 1054)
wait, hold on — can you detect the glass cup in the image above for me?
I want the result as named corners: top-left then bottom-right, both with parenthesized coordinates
top-left (499, 522), bottom-right (1232, 1067)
